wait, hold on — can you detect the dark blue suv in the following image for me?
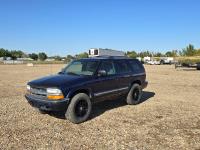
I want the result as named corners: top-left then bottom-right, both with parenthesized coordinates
top-left (25, 56), bottom-right (148, 123)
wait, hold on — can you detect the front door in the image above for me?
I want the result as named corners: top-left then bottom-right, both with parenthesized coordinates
top-left (92, 60), bottom-right (119, 102)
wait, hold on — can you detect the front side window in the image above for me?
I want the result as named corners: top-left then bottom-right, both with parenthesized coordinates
top-left (114, 60), bottom-right (132, 74)
top-left (99, 61), bottom-right (116, 75)
top-left (63, 60), bottom-right (99, 76)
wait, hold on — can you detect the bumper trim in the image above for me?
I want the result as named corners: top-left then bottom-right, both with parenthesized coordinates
top-left (25, 94), bottom-right (70, 111)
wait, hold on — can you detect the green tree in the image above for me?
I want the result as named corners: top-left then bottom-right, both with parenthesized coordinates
top-left (0, 48), bottom-right (11, 57)
top-left (29, 53), bottom-right (38, 60)
top-left (182, 44), bottom-right (196, 56)
top-left (75, 52), bottom-right (88, 59)
top-left (165, 50), bottom-right (177, 57)
top-left (138, 51), bottom-right (153, 57)
top-left (126, 51), bottom-right (137, 58)
top-left (10, 50), bottom-right (24, 59)
top-left (54, 55), bottom-right (62, 61)
top-left (65, 55), bottom-right (74, 62)
top-left (38, 52), bottom-right (47, 61)
top-left (154, 52), bottom-right (163, 57)
top-left (196, 49), bottom-right (200, 56)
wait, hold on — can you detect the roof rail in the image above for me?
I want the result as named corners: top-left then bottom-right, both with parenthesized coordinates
top-left (95, 55), bottom-right (128, 59)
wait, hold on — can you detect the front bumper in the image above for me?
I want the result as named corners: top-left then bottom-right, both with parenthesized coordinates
top-left (25, 94), bottom-right (70, 111)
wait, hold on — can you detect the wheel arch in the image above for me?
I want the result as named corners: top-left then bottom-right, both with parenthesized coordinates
top-left (131, 80), bottom-right (141, 86)
top-left (67, 88), bottom-right (93, 101)
top-left (127, 80), bottom-right (142, 91)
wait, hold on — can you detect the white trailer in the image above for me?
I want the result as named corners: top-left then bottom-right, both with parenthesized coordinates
top-left (160, 57), bottom-right (174, 64)
top-left (88, 48), bottom-right (125, 57)
top-left (143, 56), bottom-right (151, 63)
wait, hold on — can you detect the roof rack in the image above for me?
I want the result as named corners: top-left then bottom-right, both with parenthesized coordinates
top-left (95, 55), bottom-right (129, 59)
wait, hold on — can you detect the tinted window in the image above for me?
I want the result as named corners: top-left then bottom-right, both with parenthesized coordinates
top-left (99, 61), bottom-right (115, 75)
top-left (128, 59), bottom-right (144, 73)
top-left (114, 60), bottom-right (132, 74)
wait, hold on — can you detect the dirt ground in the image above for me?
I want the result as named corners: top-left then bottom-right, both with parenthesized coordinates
top-left (0, 64), bottom-right (199, 150)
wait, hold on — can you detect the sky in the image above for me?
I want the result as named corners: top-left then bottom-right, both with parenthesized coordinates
top-left (0, 0), bottom-right (200, 56)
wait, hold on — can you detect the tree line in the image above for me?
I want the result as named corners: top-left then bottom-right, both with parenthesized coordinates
top-left (0, 48), bottom-right (88, 61)
top-left (126, 44), bottom-right (200, 58)
top-left (0, 48), bottom-right (48, 61)
top-left (0, 44), bottom-right (200, 61)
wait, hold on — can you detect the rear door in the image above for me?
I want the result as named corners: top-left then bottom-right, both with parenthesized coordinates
top-left (113, 59), bottom-right (133, 95)
top-left (92, 60), bottom-right (119, 101)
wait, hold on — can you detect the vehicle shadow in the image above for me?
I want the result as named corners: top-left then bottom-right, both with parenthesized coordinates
top-left (90, 91), bottom-right (155, 120)
top-left (47, 91), bottom-right (155, 120)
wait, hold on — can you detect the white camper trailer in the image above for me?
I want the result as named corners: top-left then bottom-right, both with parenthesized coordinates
top-left (88, 48), bottom-right (125, 57)
top-left (160, 57), bottom-right (174, 64)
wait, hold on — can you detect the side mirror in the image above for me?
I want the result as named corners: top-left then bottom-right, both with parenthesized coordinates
top-left (58, 68), bottom-right (65, 74)
top-left (98, 70), bottom-right (107, 77)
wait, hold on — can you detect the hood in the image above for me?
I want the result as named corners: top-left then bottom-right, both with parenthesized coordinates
top-left (28, 74), bottom-right (89, 88)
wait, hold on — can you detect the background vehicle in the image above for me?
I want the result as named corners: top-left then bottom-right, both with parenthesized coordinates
top-left (146, 60), bottom-right (160, 65)
top-left (160, 57), bottom-right (174, 64)
top-left (25, 56), bottom-right (148, 124)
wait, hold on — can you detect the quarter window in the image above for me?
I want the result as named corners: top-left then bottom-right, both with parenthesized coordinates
top-left (128, 60), bottom-right (144, 73)
top-left (114, 60), bottom-right (132, 74)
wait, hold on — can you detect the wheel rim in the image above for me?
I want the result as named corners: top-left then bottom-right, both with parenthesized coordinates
top-left (132, 88), bottom-right (140, 101)
top-left (75, 100), bottom-right (88, 117)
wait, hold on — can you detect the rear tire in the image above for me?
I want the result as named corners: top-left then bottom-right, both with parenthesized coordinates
top-left (197, 63), bottom-right (200, 70)
top-left (65, 93), bottom-right (92, 124)
top-left (126, 83), bottom-right (142, 105)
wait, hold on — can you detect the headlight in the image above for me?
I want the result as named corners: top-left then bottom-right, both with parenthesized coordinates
top-left (47, 88), bottom-right (62, 95)
top-left (47, 88), bottom-right (64, 100)
top-left (27, 85), bottom-right (31, 91)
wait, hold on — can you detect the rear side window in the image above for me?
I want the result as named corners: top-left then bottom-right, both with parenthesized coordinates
top-left (128, 59), bottom-right (144, 73)
top-left (114, 60), bottom-right (132, 74)
top-left (99, 61), bottom-right (115, 75)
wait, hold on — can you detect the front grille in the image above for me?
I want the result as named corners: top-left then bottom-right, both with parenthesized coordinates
top-left (30, 87), bottom-right (47, 97)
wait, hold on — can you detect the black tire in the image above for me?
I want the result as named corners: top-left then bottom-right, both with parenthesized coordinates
top-left (197, 63), bottom-right (200, 70)
top-left (126, 83), bottom-right (142, 105)
top-left (65, 93), bottom-right (92, 124)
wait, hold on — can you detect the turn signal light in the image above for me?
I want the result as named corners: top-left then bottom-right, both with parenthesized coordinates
top-left (47, 95), bottom-right (64, 100)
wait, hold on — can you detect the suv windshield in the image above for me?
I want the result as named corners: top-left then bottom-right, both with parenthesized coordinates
top-left (62, 60), bottom-right (99, 76)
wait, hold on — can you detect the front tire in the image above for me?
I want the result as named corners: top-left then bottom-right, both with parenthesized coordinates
top-left (126, 83), bottom-right (142, 105)
top-left (35, 108), bottom-right (48, 114)
top-left (65, 93), bottom-right (92, 124)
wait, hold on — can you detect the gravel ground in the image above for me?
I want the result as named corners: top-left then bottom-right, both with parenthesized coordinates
top-left (0, 64), bottom-right (200, 150)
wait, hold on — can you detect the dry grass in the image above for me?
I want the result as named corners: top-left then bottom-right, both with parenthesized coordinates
top-left (0, 64), bottom-right (200, 149)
